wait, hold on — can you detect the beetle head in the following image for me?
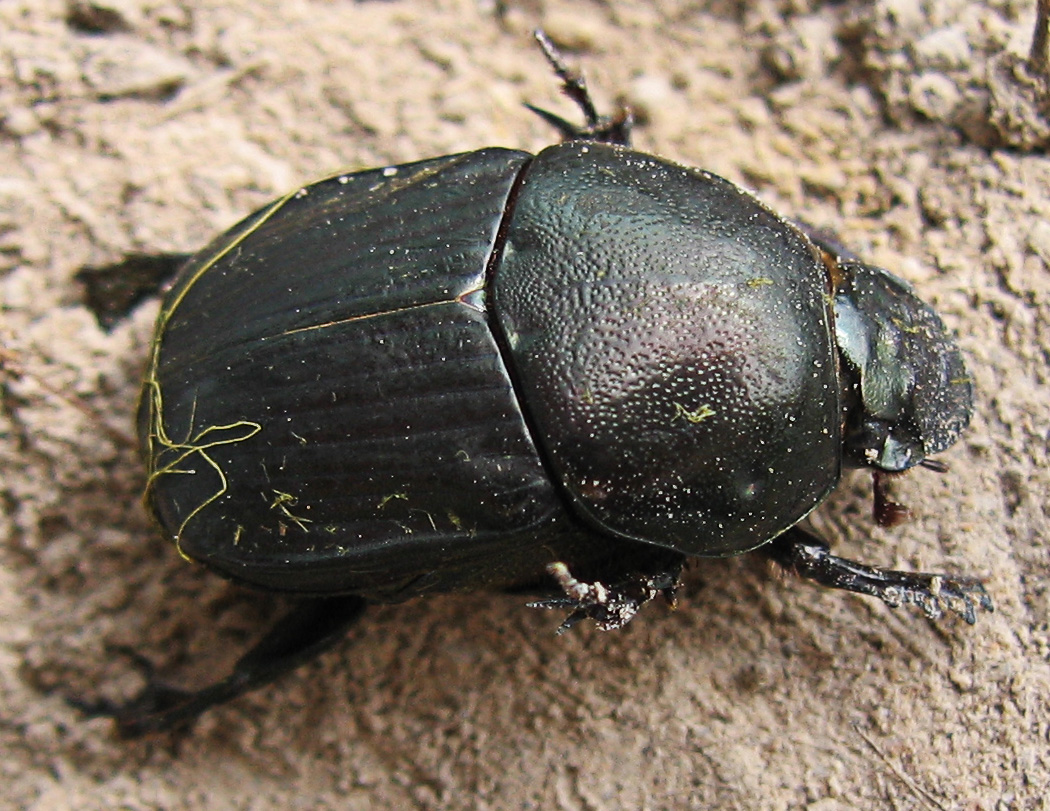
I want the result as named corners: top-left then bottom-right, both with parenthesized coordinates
top-left (832, 261), bottom-right (973, 472)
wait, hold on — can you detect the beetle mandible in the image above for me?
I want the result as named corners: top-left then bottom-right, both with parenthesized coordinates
top-left (85, 32), bottom-right (991, 736)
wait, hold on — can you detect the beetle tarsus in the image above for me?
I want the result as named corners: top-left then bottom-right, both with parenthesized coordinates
top-left (763, 527), bottom-right (993, 624)
top-left (69, 645), bottom-right (192, 736)
top-left (529, 559), bottom-right (682, 633)
top-left (73, 668), bottom-right (209, 738)
top-left (528, 29), bottom-right (633, 146)
top-left (75, 596), bottom-right (367, 737)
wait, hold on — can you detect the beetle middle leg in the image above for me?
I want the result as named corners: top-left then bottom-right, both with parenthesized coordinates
top-left (525, 29), bottom-right (634, 146)
top-left (75, 595), bottom-right (367, 737)
top-left (528, 552), bottom-right (685, 633)
top-left (761, 526), bottom-right (993, 625)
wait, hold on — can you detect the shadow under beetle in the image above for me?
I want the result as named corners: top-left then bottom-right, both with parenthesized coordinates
top-left (85, 32), bottom-right (992, 737)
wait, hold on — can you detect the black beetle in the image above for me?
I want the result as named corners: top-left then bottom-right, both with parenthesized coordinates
top-left (88, 33), bottom-right (991, 736)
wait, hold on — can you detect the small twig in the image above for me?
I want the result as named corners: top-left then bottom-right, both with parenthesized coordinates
top-left (1029, 0), bottom-right (1050, 79)
top-left (160, 61), bottom-right (265, 121)
top-left (0, 345), bottom-right (136, 449)
top-left (853, 724), bottom-right (950, 811)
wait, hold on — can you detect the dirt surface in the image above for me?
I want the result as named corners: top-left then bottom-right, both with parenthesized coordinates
top-left (2, 0), bottom-right (1048, 808)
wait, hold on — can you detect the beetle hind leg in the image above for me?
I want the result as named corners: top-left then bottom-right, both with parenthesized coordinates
top-left (762, 527), bottom-right (993, 624)
top-left (74, 595), bottom-right (367, 737)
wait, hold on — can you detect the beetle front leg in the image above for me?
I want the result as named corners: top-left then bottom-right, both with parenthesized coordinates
top-left (761, 527), bottom-right (993, 624)
top-left (526, 30), bottom-right (634, 146)
top-left (75, 595), bottom-right (367, 737)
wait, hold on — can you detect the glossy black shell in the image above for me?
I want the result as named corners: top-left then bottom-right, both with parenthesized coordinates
top-left (142, 141), bottom-right (841, 600)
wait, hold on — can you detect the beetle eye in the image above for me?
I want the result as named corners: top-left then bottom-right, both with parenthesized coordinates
top-left (833, 262), bottom-right (973, 472)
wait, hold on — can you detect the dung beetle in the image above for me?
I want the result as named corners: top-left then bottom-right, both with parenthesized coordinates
top-left (87, 32), bottom-right (991, 736)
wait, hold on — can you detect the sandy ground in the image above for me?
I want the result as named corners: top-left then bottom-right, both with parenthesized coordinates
top-left (2, 0), bottom-right (1049, 808)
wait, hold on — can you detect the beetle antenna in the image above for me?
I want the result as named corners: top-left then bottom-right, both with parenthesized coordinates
top-left (919, 458), bottom-right (949, 473)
